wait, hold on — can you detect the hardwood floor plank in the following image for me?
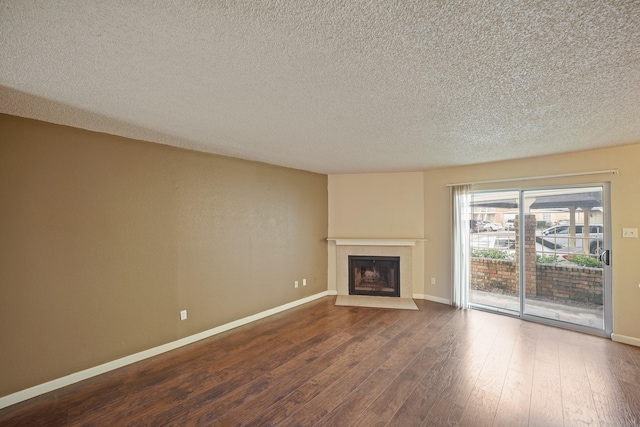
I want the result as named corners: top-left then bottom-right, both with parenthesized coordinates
top-left (475, 335), bottom-right (516, 397)
top-left (493, 369), bottom-right (532, 427)
top-left (562, 400), bottom-right (601, 427)
top-left (0, 405), bottom-right (68, 427)
top-left (620, 340), bottom-right (640, 371)
top-left (616, 379), bottom-right (640, 424)
top-left (387, 349), bottom-right (463, 426)
top-left (508, 335), bottom-right (537, 377)
top-left (448, 312), bottom-right (502, 391)
top-left (432, 312), bottom-right (498, 408)
top-left (205, 330), bottom-right (377, 426)
top-left (315, 311), bottom-right (450, 426)
top-left (607, 342), bottom-right (640, 386)
top-left (273, 305), bottom-right (451, 426)
top-left (2, 298), bottom-right (640, 427)
top-left (534, 334), bottom-right (559, 367)
top-left (582, 348), bottom-right (621, 398)
top-left (312, 369), bottom-right (396, 426)
top-left (528, 359), bottom-right (564, 427)
top-left (321, 338), bottom-right (436, 426)
top-left (592, 390), bottom-right (639, 427)
top-left (558, 342), bottom-right (596, 411)
top-left (187, 311), bottom-right (401, 425)
top-left (423, 397), bottom-right (464, 427)
top-left (169, 330), bottom-right (353, 426)
top-left (351, 306), bottom-right (482, 426)
top-left (458, 386), bottom-right (500, 427)
top-left (242, 338), bottom-right (393, 427)
top-left (392, 323), bottom-right (484, 424)
top-left (384, 364), bottom-right (442, 427)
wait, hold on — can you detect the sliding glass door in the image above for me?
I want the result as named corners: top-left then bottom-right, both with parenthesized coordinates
top-left (468, 191), bottom-right (520, 315)
top-left (467, 185), bottom-right (611, 335)
top-left (520, 187), bottom-right (608, 330)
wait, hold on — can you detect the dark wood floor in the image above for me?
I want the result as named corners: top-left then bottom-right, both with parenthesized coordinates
top-left (2, 297), bottom-right (640, 426)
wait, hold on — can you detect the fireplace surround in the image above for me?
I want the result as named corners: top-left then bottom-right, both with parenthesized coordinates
top-left (330, 239), bottom-right (418, 299)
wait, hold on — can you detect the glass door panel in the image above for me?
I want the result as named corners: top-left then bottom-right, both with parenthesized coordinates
top-left (468, 190), bottom-right (520, 315)
top-left (522, 187), bottom-right (606, 330)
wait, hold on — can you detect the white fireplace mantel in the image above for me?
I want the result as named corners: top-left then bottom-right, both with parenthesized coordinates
top-left (327, 238), bottom-right (426, 247)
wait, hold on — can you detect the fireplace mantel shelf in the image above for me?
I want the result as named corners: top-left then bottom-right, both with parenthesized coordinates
top-left (327, 238), bottom-right (426, 247)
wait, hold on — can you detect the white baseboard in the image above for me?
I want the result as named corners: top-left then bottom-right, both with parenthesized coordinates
top-left (326, 290), bottom-right (337, 295)
top-left (611, 333), bottom-right (640, 348)
top-left (0, 291), bottom-right (330, 410)
top-left (413, 294), bottom-right (452, 305)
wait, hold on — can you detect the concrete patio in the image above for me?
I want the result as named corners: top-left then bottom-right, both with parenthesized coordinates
top-left (470, 289), bottom-right (604, 329)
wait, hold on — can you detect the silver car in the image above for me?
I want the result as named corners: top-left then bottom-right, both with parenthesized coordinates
top-left (540, 224), bottom-right (604, 254)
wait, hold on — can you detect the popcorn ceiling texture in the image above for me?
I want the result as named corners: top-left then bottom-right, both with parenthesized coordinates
top-left (1, 1), bottom-right (639, 173)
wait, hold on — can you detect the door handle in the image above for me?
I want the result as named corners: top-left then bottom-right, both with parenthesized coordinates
top-left (599, 249), bottom-right (610, 266)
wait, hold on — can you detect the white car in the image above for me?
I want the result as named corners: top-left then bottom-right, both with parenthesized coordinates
top-left (488, 222), bottom-right (503, 231)
top-left (540, 224), bottom-right (604, 254)
top-left (473, 221), bottom-right (503, 232)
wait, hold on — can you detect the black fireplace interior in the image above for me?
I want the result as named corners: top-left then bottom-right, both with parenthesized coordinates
top-left (348, 255), bottom-right (400, 297)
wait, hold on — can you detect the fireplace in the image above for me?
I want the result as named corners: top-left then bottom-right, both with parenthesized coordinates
top-left (348, 255), bottom-right (400, 297)
top-left (330, 238), bottom-right (417, 299)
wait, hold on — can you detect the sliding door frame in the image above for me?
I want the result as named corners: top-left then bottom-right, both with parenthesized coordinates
top-left (468, 182), bottom-right (613, 337)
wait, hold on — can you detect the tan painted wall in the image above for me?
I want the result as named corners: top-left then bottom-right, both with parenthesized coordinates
top-left (327, 173), bottom-right (425, 294)
top-left (0, 114), bottom-right (328, 397)
top-left (423, 144), bottom-right (640, 341)
top-left (328, 173), bottom-right (425, 239)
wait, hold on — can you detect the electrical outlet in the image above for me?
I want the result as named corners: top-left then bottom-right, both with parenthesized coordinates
top-left (180, 310), bottom-right (187, 321)
top-left (294, 281), bottom-right (298, 288)
top-left (431, 277), bottom-right (436, 285)
top-left (623, 228), bottom-right (638, 238)
top-left (303, 278), bottom-right (307, 286)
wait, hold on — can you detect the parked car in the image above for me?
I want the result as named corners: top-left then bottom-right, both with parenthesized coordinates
top-left (488, 222), bottom-right (503, 231)
top-left (472, 220), bottom-right (489, 232)
top-left (470, 220), bottom-right (485, 232)
top-left (471, 220), bottom-right (502, 232)
top-left (504, 219), bottom-right (514, 230)
top-left (540, 224), bottom-right (604, 254)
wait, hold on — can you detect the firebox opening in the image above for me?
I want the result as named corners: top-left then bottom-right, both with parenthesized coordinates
top-left (348, 255), bottom-right (400, 297)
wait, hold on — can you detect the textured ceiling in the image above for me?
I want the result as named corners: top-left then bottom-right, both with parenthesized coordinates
top-left (1, 1), bottom-right (640, 174)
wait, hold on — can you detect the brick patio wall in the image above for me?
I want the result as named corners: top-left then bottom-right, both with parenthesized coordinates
top-left (471, 258), bottom-right (603, 305)
top-left (536, 264), bottom-right (603, 305)
top-left (470, 258), bottom-right (518, 293)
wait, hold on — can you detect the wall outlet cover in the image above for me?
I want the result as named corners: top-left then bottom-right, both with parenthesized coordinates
top-left (180, 310), bottom-right (187, 321)
top-left (623, 228), bottom-right (638, 238)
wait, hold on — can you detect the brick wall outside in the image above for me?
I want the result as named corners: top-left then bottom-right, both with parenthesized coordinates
top-left (471, 258), bottom-right (518, 293)
top-left (471, 257), bottom-right (603, 305)
top-left (536, 263), bottom-right (603, 305)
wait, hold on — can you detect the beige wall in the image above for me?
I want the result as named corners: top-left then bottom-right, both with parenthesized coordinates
top-left (327, 173), bottom-right (425, 294)
top-left (423, 144), bottom-right (640, 341)
top-left (0, 114), bottom-right (328, 397)
top-left (328, 172), bottom-right (425, 239)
